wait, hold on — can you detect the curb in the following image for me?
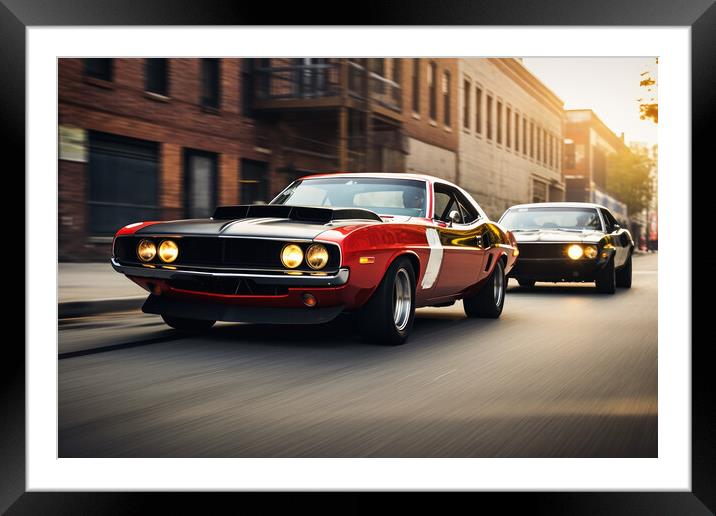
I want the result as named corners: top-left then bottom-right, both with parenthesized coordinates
top-left (59, 296), bottom-right (146, 319)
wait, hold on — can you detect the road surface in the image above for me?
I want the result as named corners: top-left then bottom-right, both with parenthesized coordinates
top-left (58, 253), bottom-right (658, 457)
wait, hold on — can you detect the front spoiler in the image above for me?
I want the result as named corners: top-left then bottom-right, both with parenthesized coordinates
top-left (142, 294), bottom-right (346, 324)
top-left (111, 258), bottom-right (350, 287)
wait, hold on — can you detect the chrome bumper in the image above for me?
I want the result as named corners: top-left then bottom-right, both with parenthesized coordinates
top-left (110, 258), bottom-right (350, 287)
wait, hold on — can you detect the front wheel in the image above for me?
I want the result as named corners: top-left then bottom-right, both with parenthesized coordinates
top-left (356, 257), bottom-right (416, 345)
top-left (616, 252), bottom-right (633, 288)
top-left (161, 314), bottom-right (216, 332)
top-left (464, 259), bottom-right (506, 318)
top-left (595, 256), bottom-right (616, 294)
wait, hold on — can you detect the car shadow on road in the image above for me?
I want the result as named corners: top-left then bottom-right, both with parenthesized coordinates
top-left (507, 283), bottom-right (632, 297)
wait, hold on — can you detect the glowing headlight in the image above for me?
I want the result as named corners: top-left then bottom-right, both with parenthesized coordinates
top-left (281, 244), bottom-right (304, 269)
top-left (158, 240), bottom-right (179, 263)
top-left (567, 244), bottom-right (584, 260)
top-left (584, 245), bottom-right (598, 259)
top-left (136, 239), bottom-right (156, 262)
top-left (305, 244), bottom-right (329, 270)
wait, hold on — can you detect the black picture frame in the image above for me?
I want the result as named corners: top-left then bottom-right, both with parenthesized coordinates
top-left (4, 0), bottom-right (714, 513)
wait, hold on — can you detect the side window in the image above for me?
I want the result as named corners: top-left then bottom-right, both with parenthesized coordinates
top-left (601, 209), bottom-right (616, 232)
top-left (433, 187), bottom-right (453, 221)
top-left (454, 190), bottom-right (480, 224)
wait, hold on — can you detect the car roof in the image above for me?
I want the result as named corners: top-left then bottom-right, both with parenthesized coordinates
top-left (505, 202), bottom-right (608, 210)
top-left (298, 172), bottom-right (444, 184)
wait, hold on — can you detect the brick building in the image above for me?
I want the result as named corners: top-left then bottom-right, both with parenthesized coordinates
top-left (457, 58), bottom-right (566, 219)
top-left (563, 109), bottom-right (629, 221)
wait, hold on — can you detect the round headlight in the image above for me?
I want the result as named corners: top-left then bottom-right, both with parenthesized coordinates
top-left (281, 244), bottom-right (304, 269)
top-left (306, 244), bottom-right (329, 270)
top-left (584, 245), bottom-right (598, 259)
top-left (137, 239), bottom-right (156, 262)
top-left (158, 240), bottom-right (179, 263)
top-left (567, 244), bottom-right (584, 260)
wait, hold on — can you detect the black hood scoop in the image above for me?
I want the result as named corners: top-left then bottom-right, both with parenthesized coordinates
top-left (212, 205), bottom-right (382, 223)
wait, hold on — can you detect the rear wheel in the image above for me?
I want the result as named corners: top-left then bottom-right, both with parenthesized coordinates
top-left (464, 259), bottom-right (506, 318)
top-left (357, 257), bottom-right (416, 345)
top-left (161, 315), bottom-right (216, 332)
top-left (517, 278), bottom-right (536, 288)
top-left (616, 252), bottom-right (633, 288)
top-left (595, 257), bottom-right (616, 294)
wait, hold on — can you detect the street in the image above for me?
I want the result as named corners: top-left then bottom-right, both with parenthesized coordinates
top-left (58, 253), bottom-right (657, 458)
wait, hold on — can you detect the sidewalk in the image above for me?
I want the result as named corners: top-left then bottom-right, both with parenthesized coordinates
top-left (59, 262), bottom-right (147, 318)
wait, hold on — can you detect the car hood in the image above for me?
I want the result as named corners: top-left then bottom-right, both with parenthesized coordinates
top-left (135, 217), bottom-right (381, 241)
top-left (512, 229), bottom-right (605, 244)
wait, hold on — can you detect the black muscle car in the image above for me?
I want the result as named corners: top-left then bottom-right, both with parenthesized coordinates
top-left (498, 202), bottom-right (634, 294)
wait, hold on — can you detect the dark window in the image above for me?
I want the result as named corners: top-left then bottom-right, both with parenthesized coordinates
top-left (486, 95), bottom-right (493, 140)
top-left (145, 58), bottom-right (168, 96)
top-left (84, 59), bottom-right (113, 81)
top-left (523, 118), bottom-right (528, 155)
top-left (537, 127), bottom-right (542, 162)
top-left (475, 87), bottom-right (482, 135)
top-left (514, 113), bottom-right (520, 152)
top-left (506, 107), bottom-right (512, 148)
top-left (201, 58), bottom-right (221, 109)
top-left (240, 159), bottom-right (269, 204)
top-left (88, 131), bottom-right (159, 235)
top-left (530, 121), bottom-right (534, 158)
top-left (428, 62), bottom-right (437, 120)
top-left (184, 150), bottom-right (217, 218)
top-left (454, 190), bottom-right (480, 223)
top-left (601, 209), bottom-right (618, 232)
top-left (240, 58), bottom-right (255, 116)
top-left (496, 100), bottom-right (503, 144)
top-left (412, 59), bottom-right (420, 113)
top-left (443, 71), bottom-right (451, 126)
top-left (433, 183), bottom-right (481, 224)
top-left (463, 80), bottom-right (470, 130)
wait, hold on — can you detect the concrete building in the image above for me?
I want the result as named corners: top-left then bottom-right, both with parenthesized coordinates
top-left (457, 58), bottom-right (565, 219)
top-left (563, 109), bottom-right (629, 221)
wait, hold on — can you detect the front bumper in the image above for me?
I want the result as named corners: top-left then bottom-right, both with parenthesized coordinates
top-left (111, 258), bottom-right (350, 288)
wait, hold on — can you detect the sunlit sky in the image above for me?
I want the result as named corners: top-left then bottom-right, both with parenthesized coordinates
top-left (522, 58), bottom-right (658, 148)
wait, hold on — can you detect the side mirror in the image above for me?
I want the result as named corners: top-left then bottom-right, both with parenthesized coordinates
top-left (613, 224), bottom-right (621, 231)
top-left (448, 210), bottom-right (462, 225)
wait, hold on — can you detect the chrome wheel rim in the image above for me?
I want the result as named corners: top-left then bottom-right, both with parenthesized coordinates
top-left (393, 268), bottom-right (412, 331)
top-left (493, 263), bottom-right (504, 307)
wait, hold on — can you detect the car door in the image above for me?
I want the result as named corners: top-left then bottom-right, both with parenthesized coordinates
top-left (428, 183), bottom-right (487, 299)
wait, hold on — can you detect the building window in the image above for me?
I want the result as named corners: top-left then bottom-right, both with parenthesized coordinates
top-left (537, 127), bottom-right (542, 162)
top-left (496, 100), bottom-right (503, 144)
top-left (84, 59), bottom-right (113, 81)
top-left (486, 95), bottom-right (493, 140)
top-left (564, 139), bottom-right (576, 169)
top-left (523, 118), bottom-right (528, 155)
top-left (145, 58), bottom-right (168, 96)
top-left (241, 59), bottom-right (255, 116)
top-left (87, 131), bottom-right (159, 236)
top-left (428, 62), bottom-right (437, 120)
top-left (412, 59), bottom-right (420, 114)
top-left (549, 134), bottom-right (554, 168)
top-left (514, 113), bottom-right (520, 152)
top-left (463, 79), bottom-right (470, 130)
top-left (506, 107), bottom-right (512, 148)
top-left (475, 87), bottom-right (483, 135)
top-left (201, 58), bottom-right (221, 109)
top-left (442, 71), bottom-right (451, 126)
top-left (532, 179), bottom-right (548, 203)
top-left (391, 58), bottom-right (402, 109)
top-left (184, 150), bottom-right (217, 219)
top-left (530, 122), bottom-right (535, 158)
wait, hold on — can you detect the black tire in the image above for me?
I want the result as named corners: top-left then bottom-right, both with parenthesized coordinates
top-left (356, 257), bottom-right (416, 345)
top-left (595, 256), bottom-right (616, 294)
top-left (161, 314), bottom-right (216, 332)
top-left (464, 259), bottom-right (506, 318)
top-left (517, 278), bottom-right (536, 288)
top-left (616, 252), bottom-right (633, 288)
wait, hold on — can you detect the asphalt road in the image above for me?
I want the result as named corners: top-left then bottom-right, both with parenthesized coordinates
top-left (58, 253), bottom-right (658, 457)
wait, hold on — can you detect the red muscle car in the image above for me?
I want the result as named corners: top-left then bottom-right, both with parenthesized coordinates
top-left (111, 173), bottom-right (518, 344)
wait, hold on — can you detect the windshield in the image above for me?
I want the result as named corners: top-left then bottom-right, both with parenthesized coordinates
top-left (271, 177), bottom-right (428, 217)
top-left (500, 207), bottom-right (603, 231)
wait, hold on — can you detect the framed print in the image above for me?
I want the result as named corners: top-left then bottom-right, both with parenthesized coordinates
top-left (4, 0), bottom-right (715, 513)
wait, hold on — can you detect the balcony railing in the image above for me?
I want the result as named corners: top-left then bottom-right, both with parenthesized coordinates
top-left (255, 59), bottom-right (401, 113)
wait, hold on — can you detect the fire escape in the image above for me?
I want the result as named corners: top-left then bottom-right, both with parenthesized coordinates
top-left (251, 58), bottom-right (406, 177)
